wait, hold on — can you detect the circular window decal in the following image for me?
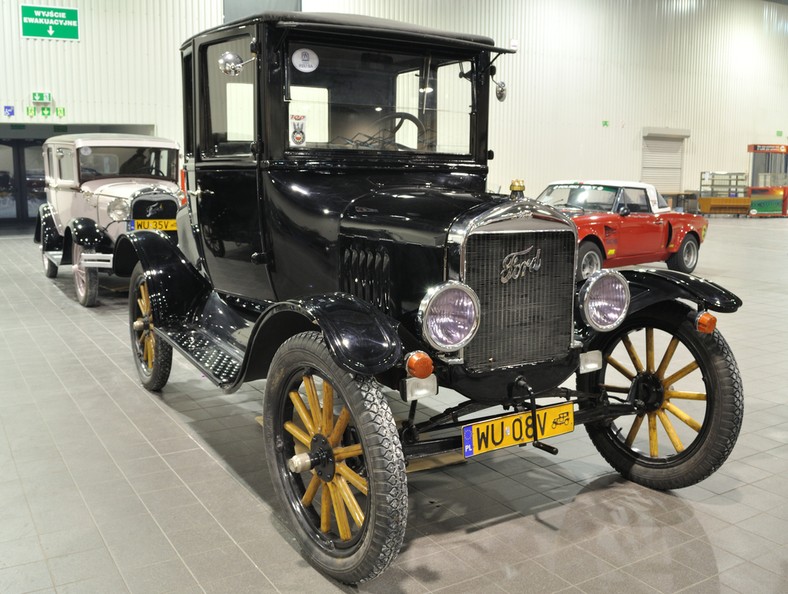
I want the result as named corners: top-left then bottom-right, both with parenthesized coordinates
top-left (79, 146), bottom-right (92, 156)
top-left (292, 48), bottom-right (319, 73)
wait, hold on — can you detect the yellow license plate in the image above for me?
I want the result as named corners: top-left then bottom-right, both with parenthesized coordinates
top-left (462, 402), bottom-right (574, 458)
top-left (131, 219), bottom-right (177, 231)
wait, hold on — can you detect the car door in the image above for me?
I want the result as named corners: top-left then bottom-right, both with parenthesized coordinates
top-left (614, 187), bottom-right (666, 258)
top-left (192, 30), bottom-right (275, 302)
top-left (49, 145), bottom-right (80, 233)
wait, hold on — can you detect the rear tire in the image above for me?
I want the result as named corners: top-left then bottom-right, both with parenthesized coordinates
top-left (72, 243), bottom-right (98, 307)
top-left (42, 248), bottom-right (58, 278)
top-left (263, 331), bottom-right (407, 584)
top-left (667, 235), bottom-right (699, 273)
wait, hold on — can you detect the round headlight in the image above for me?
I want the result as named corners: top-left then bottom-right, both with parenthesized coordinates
top-left (107, 197), bottom-right (130, 222)
top-left (419, 282), bottom-right (480, 351)
top-left (579, 270), bottom-right (630, 332)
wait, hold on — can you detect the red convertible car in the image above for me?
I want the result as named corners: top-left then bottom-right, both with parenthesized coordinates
top-left (537, 180), bottom-right (708, 280)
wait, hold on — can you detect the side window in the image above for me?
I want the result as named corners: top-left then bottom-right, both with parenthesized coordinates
top-left (202, 36), bottom-right (255, 157)
top-left (56, 148), bottom-right (76, 183)
top-left (622, 188), bottom-right (649, 213)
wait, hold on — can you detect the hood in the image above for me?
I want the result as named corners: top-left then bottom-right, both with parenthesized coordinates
top-left (341, 186), bottom-right (496, 248)
top-left (81, 179), bottom-right (181, 201)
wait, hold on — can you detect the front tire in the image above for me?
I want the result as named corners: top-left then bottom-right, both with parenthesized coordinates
top-left (129, 263), bottom-right (172, 391)
top-left (578, 302), bottom-right (743, 490)
top-left (667, 234), bottom-right (699, 273)
top-left (263, 332), bottom-right (407, 584)
top-left (72, 243), bottom-right (98, 307)
top-left (577, 241), bottom-right (603, 281)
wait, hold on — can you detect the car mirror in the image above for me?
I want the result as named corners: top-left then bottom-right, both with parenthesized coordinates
top-left (618, 205), bottom-right (631, 216)
top-left (218, 51), bottom-right (254, 76)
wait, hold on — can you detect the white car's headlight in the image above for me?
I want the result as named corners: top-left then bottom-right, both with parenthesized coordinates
top-left (579, 270), bottom-right (630, 332)
top-left (107, 198), bottom-right (130, 221)
top-left (419, 282), bottom-right (480, 351)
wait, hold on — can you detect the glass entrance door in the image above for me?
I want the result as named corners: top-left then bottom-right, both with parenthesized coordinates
top-left (0, 140), bottom-right (46, 220)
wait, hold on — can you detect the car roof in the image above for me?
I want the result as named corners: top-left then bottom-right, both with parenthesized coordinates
top-left (547, 180), bottom-right (656, 191)
top-left (181, 11), bottom-right (513, 54)
top-left (44, 133), bottom-right (180, 150)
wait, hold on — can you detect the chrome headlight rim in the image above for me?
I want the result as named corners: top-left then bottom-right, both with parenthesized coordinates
top-left (418, 281), bottom-right (481, 352)
top-left (107, 197), bottom-right (131, 222)
top-left (579, 269), bottom-right (631, 332)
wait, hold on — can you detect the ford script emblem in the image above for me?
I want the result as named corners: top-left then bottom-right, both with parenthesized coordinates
top-left (500, 246), bottom-right (542, 284)
top-left (146, 202), bottom-right (163, 217)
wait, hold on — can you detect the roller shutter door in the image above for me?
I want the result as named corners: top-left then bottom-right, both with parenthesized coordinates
top-left (641, 138), bottom-right (684, 193)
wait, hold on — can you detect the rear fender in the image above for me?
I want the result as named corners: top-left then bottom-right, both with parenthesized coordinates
top-left (113, 231), bottom-right (211, 321)
top-left (621, 269), bottom-right (742, 314)
top-left (240, 293), bottom-right (402, 383)
top-left (34, 204), bottom-right (63, 252)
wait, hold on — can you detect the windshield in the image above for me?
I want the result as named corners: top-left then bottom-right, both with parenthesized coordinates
top-left (537, 184), bottom-right (618, 212)
top-left (286, 40), bottom-right (476, 154)
top-left (77, 146), bottom-right (178, 183)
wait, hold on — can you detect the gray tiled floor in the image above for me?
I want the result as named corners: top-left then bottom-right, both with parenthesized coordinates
top-left (1, 217), bottom-right (787, 593)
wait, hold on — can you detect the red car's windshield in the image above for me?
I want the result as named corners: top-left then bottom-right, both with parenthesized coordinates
top-left (537, 185), bottom-right (618, 213)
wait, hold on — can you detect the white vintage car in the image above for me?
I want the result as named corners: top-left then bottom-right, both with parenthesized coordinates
top-left (34, 133), bottom-right (181, 306)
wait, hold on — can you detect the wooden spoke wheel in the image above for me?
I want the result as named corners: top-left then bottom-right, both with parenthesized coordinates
top-left (578, 302), bottom-right (743, 490)
top-left (129, 263), bottom-right (172, 391)
top-left (263, 332), bottom-right (406, 584)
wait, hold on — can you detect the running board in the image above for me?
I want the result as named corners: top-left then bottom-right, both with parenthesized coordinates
top-left (159, 327), bottom-right (243, 388)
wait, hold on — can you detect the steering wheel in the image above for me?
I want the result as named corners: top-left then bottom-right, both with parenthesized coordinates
top-left (370, 111), bottom-right (426, 137)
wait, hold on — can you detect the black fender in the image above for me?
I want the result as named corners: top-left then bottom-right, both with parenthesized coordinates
top-left (61, 218), bottom-right (113, 264)
top-left (620, 269), bottom-right (742, 314)
top-left (239, 293), bottom-right (403, 386)
top-left (34, 203), bottom-right (63, 252)
top-left (113, 230), bottom-right (211, 322)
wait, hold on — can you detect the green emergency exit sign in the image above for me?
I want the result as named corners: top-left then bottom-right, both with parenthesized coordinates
top-left (21, 5), bottom-right (79, 40)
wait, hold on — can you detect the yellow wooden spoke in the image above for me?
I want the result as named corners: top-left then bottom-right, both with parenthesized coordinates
top-left (335, 475), bottom-right (365, 528)
top-left (622, 335), bottom-right (645, 374)
top-left (656, 337), bottom-right (680, 380)
top-left (303, 375), bottom-right (322, 433)
top-left (336, 462), bottom-right (368, 495)
top-left (320, 483), bottom-right (332, 533)
top-left (646, 328), bottom-right (655, 373)
top-left (284, 421), bottom-right (312, 448)
top-left (321, 381), bottom-right (334, 437)
top-left (648, 412), bottom-right (658, 457)
top-left (663, 361), bottom-right (699, 387)
top-left (657, 409), bottom-right (684, 453)
top-left (327, 482), bottom-right (352, 540)
top-left (288, 391), bottom-right (316, 436)
top-left (328, 407), bottom-right (351, 447)
top-left (146, 336), bottom-right (154, 368)
top-left (665, 390), bottom-right (706, 401)
top-left (334, 444), bottom-right (363, 461)
top-left (137, 298), bottom-right (148, 316)
top-left (606, 355), bottom-right (636, 381)
top-left (664, 402), bottom-right (702, 432)
top-left (625, 414), bottom-right (645, 447)
top-left (600, 384), bottom-right (631, 394)
top-left (302, 472), bottom-right (320, 506)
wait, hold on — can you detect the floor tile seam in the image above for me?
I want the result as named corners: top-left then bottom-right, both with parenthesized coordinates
top-left (572, 564), bottom-right (663, 593)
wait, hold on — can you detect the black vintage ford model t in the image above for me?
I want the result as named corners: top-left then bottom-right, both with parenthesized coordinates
top-left (112, 12), bottom-right (743, 584)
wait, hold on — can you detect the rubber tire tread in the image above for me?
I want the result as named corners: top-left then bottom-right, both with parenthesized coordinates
top-left (666, 234), bottom-right (699, 273)
top-left (129, 263), bottom-right (172, 391)
top-left (578, 301), bottom-right (743, 490)
top-left (42, 249), bottom-right (58, 278)
top-left (263, 331), bottom-right (407, 584)
top-left (577, 241), bottom-right (603, 281)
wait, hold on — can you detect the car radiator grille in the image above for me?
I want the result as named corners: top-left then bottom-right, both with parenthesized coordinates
top-left (463, 230), bottom-right (576, 372)
top-left (131, 198), bottom-right (178, 220)
top-left (341, 242), bottom-right (392, 314)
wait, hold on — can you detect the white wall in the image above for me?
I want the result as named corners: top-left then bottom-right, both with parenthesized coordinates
top-left (0, 0), bottom-right (223, 145)
top-left (302, 0), bottom-right (788, 195)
